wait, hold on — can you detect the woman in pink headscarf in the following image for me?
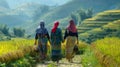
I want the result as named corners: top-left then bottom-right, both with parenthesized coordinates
top-left (51, 21), bottom-right (63, 63)
top-left (64, 20), bottom-right (79, 63)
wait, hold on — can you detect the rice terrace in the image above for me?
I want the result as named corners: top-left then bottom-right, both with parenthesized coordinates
top-left (0, 0), bottom-right (120, 67)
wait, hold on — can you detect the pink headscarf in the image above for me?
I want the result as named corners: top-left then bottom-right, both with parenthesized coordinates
top-left (51, 21), bottom-right (59, 33)
top-left (67, 20), bottom-right (77, 33)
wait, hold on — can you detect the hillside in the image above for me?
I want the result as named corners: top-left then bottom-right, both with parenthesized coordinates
top-left (78, 10), bottom-right (120, 43)
top-left (0, 0), bottom-right (120, 35)
top-left (26, 0), bottom-right (120, 35)
top-left (37, 0), bottom-right (120, 23)
top-left (0, 3), bottom-right (50, 27)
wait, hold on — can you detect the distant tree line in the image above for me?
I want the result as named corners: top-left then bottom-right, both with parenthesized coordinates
top-left (70, 8), bottom-right (93, 25)
top-left (0, 24), bottom-right (26, 40)
top-left (13, 27), bottom-right (25, 37)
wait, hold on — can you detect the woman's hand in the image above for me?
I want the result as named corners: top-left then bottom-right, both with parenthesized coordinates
top-left (49, 40), bottom-right (52, 45)
top-left (34, 42), bottom-right (37, 45)
top-left (62, 40), bottom-right (65, 43)
top-left (34, 39), bottom-right (37, 45)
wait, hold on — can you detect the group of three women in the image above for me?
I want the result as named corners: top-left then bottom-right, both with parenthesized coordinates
top-left (34, 20), bottom-right (79, 63)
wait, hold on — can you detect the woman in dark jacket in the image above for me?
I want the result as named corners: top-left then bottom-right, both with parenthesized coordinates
top-left (34, 21), bottom-right (50, 62)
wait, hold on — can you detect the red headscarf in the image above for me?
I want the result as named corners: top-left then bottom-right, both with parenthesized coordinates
top-left (67, 20), bottom-right (77, 33)
top-left (51, 21), bottom-right (59, 33)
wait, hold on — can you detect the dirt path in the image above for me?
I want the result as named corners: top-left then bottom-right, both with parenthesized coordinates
top-left (36, 55), bottom-right (83, 67)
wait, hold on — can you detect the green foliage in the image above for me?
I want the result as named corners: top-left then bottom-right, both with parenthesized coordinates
top-left (0, 54), bottom-right (36, 67)
top-left (81, 47), bottom-right (103, 67)
top-left (0, 24), bottom-right (11, 41)
top-left (71, 13), bottom-right (78, 25)
top-left (0, 24), bottom-right (10, 36)
top-left (48, 63), bottom-right (57, 67)
top-left (0, 23), bottom-right (28, 41)
top-left (0, 62), bottom-right (6, 67)
top-left (78, 9), bottom-right (93, 21)
top-left (70, 9), bottom-right (93, 25)
top-left (13, 27), bottom-right (25, 37)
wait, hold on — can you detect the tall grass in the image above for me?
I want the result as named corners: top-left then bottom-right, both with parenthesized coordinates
top-left (81, 46), bottom-right (103, 67)
top-left (0, 38), bottom-right (34, 63)
top-left (94, 37), bottom-right (120, 63)
top-left (92, 37), bottom-right (120, 67)
top-left (0, 38), bottom-right (87, 63)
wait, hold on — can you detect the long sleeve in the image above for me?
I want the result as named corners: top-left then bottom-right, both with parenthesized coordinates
top-left (76, 31), bottom-right (78, 39)
top-left (35, 33), bottom-right (38, 39)
top-left (64, 29), bottom-right (78, 40)
top-left (64, 29), bottom-right (68, 40)
top-left (59, 29), bottom-right (63, 42)
top-left (47, 32), bottom-right (50, 40)
top-left (50, 32), bottom-right (53, 41)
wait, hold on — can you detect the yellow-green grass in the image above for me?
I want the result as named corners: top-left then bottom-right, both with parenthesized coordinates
top-left (0, 38), bottom-right (34, 55)
top-left (94, 10), bottom-right (120, 20)
top-left (85, 19), bottom-right (120, 35)
top-left (93, 37), bottom-right (120, 64)
top-left (0, 38), bottom-right (35, 63)
top-left (81, 46), bottom-right (103, 67)
top-left (77, 30), bottom-right (88, 33)
top-left (79, 23), bottom-right (106, 27)
top-left (79, 32), bottom-right (90, 38)
top-left (0, 38), bottom-right (87, 63)
top-left (87, 28), bottom-right (104, 34)
top-left (103, 20), bottom-right (120, 30)
top-left (96, 10), bottom-right (120, 16)
top-left (83, 20), bottom-right (110, 23)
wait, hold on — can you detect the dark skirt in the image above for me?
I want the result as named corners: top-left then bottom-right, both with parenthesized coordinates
top-left (51, 50), bottom-right (62, 61)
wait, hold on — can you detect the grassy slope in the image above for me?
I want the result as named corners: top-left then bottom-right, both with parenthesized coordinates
top-left (78, 10), bottom-right (120, 43)
top-left (91, 37), bottom-right (120, 67)
top-left (78, 10), bottom-right (120, 33)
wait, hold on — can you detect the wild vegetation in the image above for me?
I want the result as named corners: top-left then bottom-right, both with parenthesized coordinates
top-left (0, 24), bottom-right (27, 41)
top-left (91, 37), bottom-right (120, 67)
top-left (0, 38), bottom-right (88, 67)
top-left (0, 38), bottom-right (34, 62)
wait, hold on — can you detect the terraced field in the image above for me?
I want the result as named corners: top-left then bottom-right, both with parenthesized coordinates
top-left (77, 10), bottom-right (120, 43)
top-left (78, 10), bottom-right (120, 34)
top-left (79, 19), bottom-right (120, 43)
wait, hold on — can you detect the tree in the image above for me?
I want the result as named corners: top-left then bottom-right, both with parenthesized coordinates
top-left (0, 24), bottom-right (9, 36)
top-left (78, 9), bottom-right (87, 21)
top-left (86, 8), bottom-right (93, 18)
top-left (70, 13), bottom-right (78, 25)
top-left (13, 28), bottom-right (25, 37)
top-left (78, 9), bottom-right (93, 25)
top-left (70, 9), bottom-right (93, 26)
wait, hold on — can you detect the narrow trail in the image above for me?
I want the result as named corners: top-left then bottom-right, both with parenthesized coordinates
top-left (36, 55), bottom-right (83, 67)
